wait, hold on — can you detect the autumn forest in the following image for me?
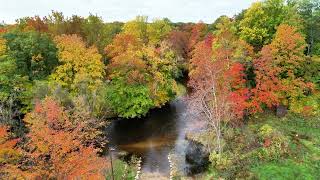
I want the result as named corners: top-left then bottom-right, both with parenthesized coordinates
top-left (0, 0), bottom-right (320, 179)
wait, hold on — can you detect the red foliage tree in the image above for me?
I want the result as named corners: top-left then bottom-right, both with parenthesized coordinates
top-left (25, 16), bottom-right (49, 32)
top-left (251, 24), bottom-right (314, 112)
top-left (250, 46), bottom-right (283, 112)
top-left (225, 62), bottom-right (250, 118)
top-left (188, 22), bottom-right (208, 54)
top-left (167, 30), bottom-right (189, 60)
top-left (188, 30), bottom-right (250, 153)
top-left (167, 22), bottom-right (207, 62)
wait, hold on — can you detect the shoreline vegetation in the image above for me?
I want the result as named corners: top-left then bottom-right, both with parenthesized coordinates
top-left (1, 0), bottom-right (320, 179)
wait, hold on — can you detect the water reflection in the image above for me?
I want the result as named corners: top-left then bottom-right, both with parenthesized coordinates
top-left (108, 98), bottom-right (189, 174)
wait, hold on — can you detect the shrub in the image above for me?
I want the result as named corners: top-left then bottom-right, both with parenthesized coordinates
top-left (105, 158), bottom-right (137, 180)
top-left (256, 124), bottom-right (289, 161)
top-left (209, 152), bottom-right (232, 171)
top-left (290, 92), bottom-right (320, 117)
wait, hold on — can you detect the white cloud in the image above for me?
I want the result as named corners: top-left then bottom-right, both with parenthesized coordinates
top-left (0, 0), bottom-right (257, 24)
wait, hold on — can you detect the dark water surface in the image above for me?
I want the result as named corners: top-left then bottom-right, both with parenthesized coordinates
top-left (108, 98), bottom-right (191, 174)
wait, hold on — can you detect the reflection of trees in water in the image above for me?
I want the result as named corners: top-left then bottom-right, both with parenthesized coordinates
top-left (107, 99), bottom-right (188, 173)
top-left (108, 100), bottom-right (185, 146)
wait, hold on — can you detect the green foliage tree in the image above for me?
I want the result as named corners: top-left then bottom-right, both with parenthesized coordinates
top-left (0, 33), bottom-right (49, 124)
top-left (209, 15), bottom-right (230, 32)
top-left (147, 18), bottom-right (172, 46)
top-left (82, 14), bottom-right (109, 54)
top-left (4, 31), bottom-right (58, 80)
top-left (0, 38), bottom-right (28, 124)
top-left (122, 16), bottom-right (172, 46)
top-left (293, 0), bottom-right (320, 56)
top-left (302, 56), bottom-right (320, 89)
top-left (45, 11), bottom-right (69, 35)
top-left (105, 31), bottom-right (179, 118)
top-left (105, 78), bottom-right (154, 118)
top-left (239, 0), bottom-right (301, 49)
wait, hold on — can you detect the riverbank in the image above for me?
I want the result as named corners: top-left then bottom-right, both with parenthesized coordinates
top-left (179, 112), bottom-right (320, 179)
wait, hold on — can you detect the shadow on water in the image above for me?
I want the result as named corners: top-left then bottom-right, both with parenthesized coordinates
top-left (107, 98), bottom-right (190, 174)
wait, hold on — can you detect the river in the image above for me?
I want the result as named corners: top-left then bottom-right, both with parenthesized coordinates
top-left (107, 97), bottom-right (193, 175)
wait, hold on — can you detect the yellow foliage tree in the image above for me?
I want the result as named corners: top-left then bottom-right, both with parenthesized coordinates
top-left (52, 35), bottom-right (104, 92)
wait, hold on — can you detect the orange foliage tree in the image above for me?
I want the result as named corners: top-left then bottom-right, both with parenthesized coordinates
top-left (0, 125), bottom-right (29, 179)
top-left (23, 98), bottom-right (108, 179)
top-left (251, 24), bottom-right (314, 112)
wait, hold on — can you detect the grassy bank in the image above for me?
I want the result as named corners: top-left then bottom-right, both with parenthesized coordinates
top-left (195, 113), bottom-right (320, 179)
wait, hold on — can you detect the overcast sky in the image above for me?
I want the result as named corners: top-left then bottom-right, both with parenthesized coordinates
top-left (0, 0), bottom-right (258, 24)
